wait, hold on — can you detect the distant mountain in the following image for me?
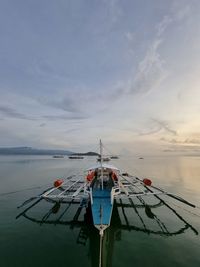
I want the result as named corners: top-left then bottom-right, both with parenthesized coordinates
top-left (0, 147), bottom-right (99, 156)
top-left (0, 147), bottom-right (73, 155)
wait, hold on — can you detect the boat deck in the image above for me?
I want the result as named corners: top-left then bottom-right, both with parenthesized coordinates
top-left (92, 189), bottom-right (113, 226)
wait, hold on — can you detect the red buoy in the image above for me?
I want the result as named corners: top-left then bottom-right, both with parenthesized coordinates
top-left (112, 172), bottom-right (118, 181)
top-left (86, 171), bottom-right (95, 182)
top-left (143, 178), bottom-right (152, 186)
top-left (54, 179), bottom-right (63, 187)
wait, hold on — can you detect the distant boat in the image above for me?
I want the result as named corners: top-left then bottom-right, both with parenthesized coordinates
top-left (139, 157), bottom-right (144, 160)
top-left (53, 155), bottom-right (64, 158)
top-left (97, 157), bottom-right (110, 162)
top-left (68, 156), bottom-right (84, 159)
top-left (110, 156), bottom-right (119, 159)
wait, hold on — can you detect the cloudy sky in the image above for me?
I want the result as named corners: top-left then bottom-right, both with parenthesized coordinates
top-left (0, 0), bottom-right (200, 154)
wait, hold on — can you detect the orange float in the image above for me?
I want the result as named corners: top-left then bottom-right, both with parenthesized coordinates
top-left (54, 179), bottom-right (64, 187)
top-left (143, 178), bottom-right (152, 186)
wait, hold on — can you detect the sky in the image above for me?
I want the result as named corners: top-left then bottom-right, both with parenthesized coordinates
top-left (0, 0), bottom-right (200, 155)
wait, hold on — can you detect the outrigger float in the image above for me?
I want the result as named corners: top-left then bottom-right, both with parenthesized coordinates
top-left (17, 140), bottom-right (197, 267)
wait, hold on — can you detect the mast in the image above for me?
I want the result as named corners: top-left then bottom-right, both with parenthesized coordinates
top-left (100, 139), bottom-right (103, 190)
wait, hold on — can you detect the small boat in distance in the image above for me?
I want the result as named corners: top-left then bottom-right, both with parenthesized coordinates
top-left (52, 155), bottom-right (64, 158)
top-left (110, 156), bottom-right (119, 159)
top-left (97, 156), bottom-right (110, 162)
top-left (69, 156), bottom-right (84, 159)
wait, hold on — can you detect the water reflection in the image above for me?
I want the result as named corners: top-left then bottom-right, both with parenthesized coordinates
top-left (16, 195), bottom-right (198, 267)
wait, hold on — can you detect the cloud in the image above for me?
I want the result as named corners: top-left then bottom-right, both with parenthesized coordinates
top-left (152, 118), bottom-right (177, 135)
top-left (126, 4), bottom-right (191, 97)
top-left (129, 38), bottom-right (168, 95)
top-left (161, 132), bottom-right (200, 154)
top-left (138, 126), bottom-right (162, 136)
top-left (65, 128), bottom-right (82, 134)
top-left (43, 114), bottom-right (88, 121)
top-left (0, 104), bottom-right (87, 122)
top-left (125, 31), bottom-right (135, 41)
top-left (39, 123), bottom-right (46, 127)
top-left (38, 83), bottom-right (122, 117)
top-left (160, 137), bottom-right (200, 145)
top-left (136, 119), bottom-right (177, 137)
top-left (124, 13), bottom-right (172, 96)
top-left (156, 15), bottom-right (173, 36)
top-left (163, 145), bottom-right (200, 153)
top-left (184, 139), bottom-right (200, 145)
top-left (105, 0), bottom-right (122, 24)
top-left (33, 5), bottom-right (190, 117)
top-left (0, 106), bottom-right (34, 120)
top-left (38, 95), bottom-right (80, 113)
top-left (172, 4), bottom-right (191, 21)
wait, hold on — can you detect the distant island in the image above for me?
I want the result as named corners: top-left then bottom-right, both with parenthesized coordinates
top-left (0, 147), bottom-right (99, 156)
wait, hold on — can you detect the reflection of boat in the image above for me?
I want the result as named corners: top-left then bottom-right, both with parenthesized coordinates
top-left (53, 155), bottom-right (64, 158)
top-left (17, 140), bottom-right (197, 267)
top-left (69, 156), bottom-right (84, 159)
top-left (17, 189), bottom-right (198, 267)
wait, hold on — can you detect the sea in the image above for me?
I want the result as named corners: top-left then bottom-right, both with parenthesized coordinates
top-left (0, 155), bottom-right (200, 267)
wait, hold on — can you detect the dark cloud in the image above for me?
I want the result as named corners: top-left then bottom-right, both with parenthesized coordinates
top-left (152, 118), bottom-right (177, 135)
top-left (161, 137), bottom-right (200, 145)
top-left (138, 127), bottom-right (162, 136)
top-left (65, 128), bottom-right (82, 134)
top-left (39, 123), bottom-right (46, 127)
top-left (184, 138), bottom-right (200, 144)
top-left (162, 134), bottom-right (200, 154)
top-left (0, 106), bottom-right (34, 120)
top-left (43, 114), bottom-right (88, 121)
top-left (137, 118), bottom-right (177, 137)
top-left (0, 105), bottom-right (87, 122)
top-left (163, 145), bottom-right (200, 153)
top-left (49, 98), bottom-right (80, 113)
top-left (37, 92), bottom-right (83, 113)
top-left (108, 86), bottom-right (126, 101)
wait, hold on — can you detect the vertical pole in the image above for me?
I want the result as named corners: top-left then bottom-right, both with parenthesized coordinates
top-left (100, 139), bottom-right (103, 190)
top-left (99, 234), bottom-right (103, 267)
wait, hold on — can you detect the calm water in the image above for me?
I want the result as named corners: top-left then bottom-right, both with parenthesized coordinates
top-left (0, 155), bottom-right (200, 267)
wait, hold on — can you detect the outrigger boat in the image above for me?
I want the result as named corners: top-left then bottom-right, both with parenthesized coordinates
top-left (17, 140), bottom-right (197, 266)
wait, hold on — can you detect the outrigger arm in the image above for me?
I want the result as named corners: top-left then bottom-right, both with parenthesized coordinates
top-left (134, 176), bottom-right (196, 208)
